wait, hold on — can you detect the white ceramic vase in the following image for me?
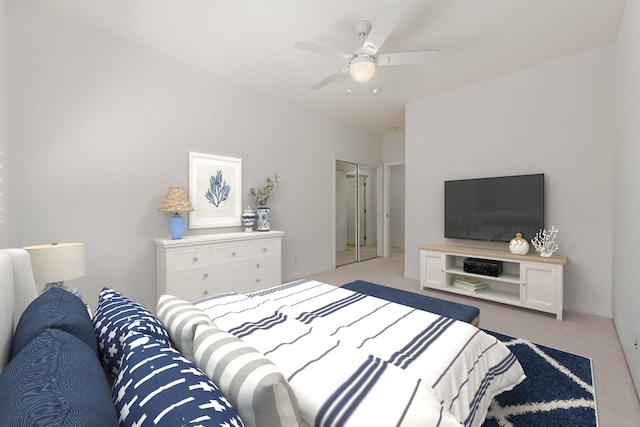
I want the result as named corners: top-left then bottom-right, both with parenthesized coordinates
top-left (241, 207), bottom-right (256, 232)
top-left (509, 233), bottom-right (530, 255)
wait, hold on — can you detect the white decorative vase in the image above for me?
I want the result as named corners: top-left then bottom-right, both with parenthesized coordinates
top-left (241, 207), bottom-right (256, 232)
top-left (509, 233), bottom-right (530, 255)
top-left (256, 206), bottom-right (270, 231)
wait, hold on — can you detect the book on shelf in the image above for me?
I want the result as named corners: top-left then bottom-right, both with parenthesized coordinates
top-left (453, 278), bottom-right (487, 293)
top-left (454, 284), bottom-right (487, 293)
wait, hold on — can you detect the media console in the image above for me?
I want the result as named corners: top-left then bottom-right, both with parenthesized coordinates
top-left (420, 243), bottom-right (567, 320)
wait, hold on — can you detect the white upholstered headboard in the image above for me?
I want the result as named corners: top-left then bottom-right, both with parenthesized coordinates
top-left (0, 249), bottom-right (39, 373)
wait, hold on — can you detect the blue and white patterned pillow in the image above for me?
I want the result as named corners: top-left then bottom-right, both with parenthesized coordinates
top-left (113, 331), bottom-right (244, 427)
top-left (93, 287), bottom-right (170, 377)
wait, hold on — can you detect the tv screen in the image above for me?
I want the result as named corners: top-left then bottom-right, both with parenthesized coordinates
top-left (444, 174), bottom-right (544, 242)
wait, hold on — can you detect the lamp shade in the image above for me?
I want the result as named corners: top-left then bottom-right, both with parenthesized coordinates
top-left (158, 187), bottom-right (195, 213)
top-left (23, 242), bottom-right (86, 284)
top-left (349, 56), bottom-right (376, 82)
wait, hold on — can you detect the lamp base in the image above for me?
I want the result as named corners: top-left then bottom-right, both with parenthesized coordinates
top-left (168, 212), bottom-right (186, 239)
top-left (43, 281), bottom-right (83, 300)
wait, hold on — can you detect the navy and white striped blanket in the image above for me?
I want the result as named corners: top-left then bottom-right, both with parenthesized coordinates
top-left (195, 280), bottom-right (525, 427)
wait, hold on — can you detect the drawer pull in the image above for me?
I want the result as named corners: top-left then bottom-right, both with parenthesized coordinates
top-left (231, 252), bottom-right (236, 257)
top-left (203, 273), bottom-right (209, 278)
top-left (193, 257), bottom-right (198, 262)
top-left (263, 247), bottom-right (267, 252)
top-left (255, 278), bottom-right (260, 283)
top-left (256, 263), bottom-right (260, 268)
top-left (203, 290), bottom-right (209, 295)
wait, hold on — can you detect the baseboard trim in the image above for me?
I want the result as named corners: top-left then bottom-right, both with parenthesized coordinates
top-left (613, 316), bottom-right (640, 400)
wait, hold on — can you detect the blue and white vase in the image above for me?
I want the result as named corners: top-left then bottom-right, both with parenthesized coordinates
top-left (241, 207), bottom-right (256, 232)
top-left (256, 206), bottom-right (270, 231)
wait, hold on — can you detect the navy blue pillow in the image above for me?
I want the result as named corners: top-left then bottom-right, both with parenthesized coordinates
top-left (10, 287), bottom-right (97, 359)
top-left (113, 331), bottom-right (244, 426)
top-left (0, 328), bottom-right (118, 426)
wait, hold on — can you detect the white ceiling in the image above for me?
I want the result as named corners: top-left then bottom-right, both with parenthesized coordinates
top-left (19, 0), bottom-right (626, 135)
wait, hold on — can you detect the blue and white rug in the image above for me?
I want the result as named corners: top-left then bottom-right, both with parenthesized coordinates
top-left (482, 330), bottom-right (597, 427)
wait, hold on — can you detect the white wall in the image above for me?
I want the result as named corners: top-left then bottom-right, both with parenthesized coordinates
top-left (6, 1), bottom-right (381, 309)
top-left (388, 164), bottom-right (405, 249)
top-left (613, 0), bottom-right (640, 396)
top-left (405, 44), bottom-right (615, 318)
top-left (0, 0), bottom-right (7, 248)
top-left (382, 131), bottom-right (405, 162)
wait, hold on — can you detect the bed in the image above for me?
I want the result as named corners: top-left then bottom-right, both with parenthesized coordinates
top-left (0, 248), bottom-right (525, 427)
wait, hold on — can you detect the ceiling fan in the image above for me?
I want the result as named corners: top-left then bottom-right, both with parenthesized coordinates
top-left (294, 6), bottom-right (440, 91)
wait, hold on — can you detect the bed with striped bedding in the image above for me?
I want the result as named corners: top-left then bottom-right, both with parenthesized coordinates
top-left (194, 279), bottom-right (525, 427)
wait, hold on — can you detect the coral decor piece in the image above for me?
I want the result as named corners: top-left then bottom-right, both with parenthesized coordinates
top-left (531, 226), bottom-right (559, 257)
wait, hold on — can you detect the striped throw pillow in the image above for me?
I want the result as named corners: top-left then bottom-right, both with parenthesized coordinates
top-left (193, 324), bottom-right (300, 427)
top-left (156, 294), bottom-right (215, 360)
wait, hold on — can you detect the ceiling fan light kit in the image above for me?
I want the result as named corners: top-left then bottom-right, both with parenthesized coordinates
top-left (349, 56), bottom-right (376, 82)
top-left (294, 6), bottom-right (439, 91)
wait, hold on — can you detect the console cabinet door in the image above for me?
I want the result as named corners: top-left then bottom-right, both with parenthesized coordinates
top-left (520, 262), bottom-right (558, 314)
top-left (420, 250), bottom-right (446, 289)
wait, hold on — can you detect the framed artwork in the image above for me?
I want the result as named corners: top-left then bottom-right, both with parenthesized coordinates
top-left (188, 152), bottom-right (242, 229)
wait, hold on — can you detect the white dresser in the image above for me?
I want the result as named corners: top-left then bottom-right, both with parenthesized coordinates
top-left (155, 231), bottom-right (284, 302)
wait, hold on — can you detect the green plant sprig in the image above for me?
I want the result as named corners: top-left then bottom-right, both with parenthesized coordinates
top-left (249, 174), bottom-right (279, 207)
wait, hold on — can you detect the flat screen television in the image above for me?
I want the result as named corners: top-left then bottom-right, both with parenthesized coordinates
top-left (444, 173), bottom-right (544, 242)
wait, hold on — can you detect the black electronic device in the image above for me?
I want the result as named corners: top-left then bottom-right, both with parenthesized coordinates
top-left (444, 173), bottom-right (544, 243)
top-left (463, 258), bottom-right (503, 277)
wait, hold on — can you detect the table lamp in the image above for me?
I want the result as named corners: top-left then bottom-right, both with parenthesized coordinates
top-left (158, 187), bottom-right (194, 239)
top-left (22, 242), bottom-right (86, 299)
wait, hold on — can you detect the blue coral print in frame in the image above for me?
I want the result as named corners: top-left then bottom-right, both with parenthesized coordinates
top-left (188, 152), bottom-right (242, 228)
top-left (205, 170), bottom-right (231, 207)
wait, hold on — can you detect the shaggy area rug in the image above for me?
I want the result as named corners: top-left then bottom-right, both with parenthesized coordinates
top-left (481, 330), bottom-right (597, 427)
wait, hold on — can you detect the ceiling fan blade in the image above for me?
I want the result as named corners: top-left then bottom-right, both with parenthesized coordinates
top-left (310, 68), bottom-right (349, 90)
top-left (377, 50), bottom-right (440, 66)
top-left (293, 41), bottom-right (353, 60)
top-left (362, 6), bottom-right (402, 55)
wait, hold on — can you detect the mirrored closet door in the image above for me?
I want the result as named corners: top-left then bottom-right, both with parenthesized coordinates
top-left (335, 160), bottom-right (379, 266)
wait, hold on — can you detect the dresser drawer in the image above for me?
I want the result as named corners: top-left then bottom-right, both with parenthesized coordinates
top-left (173, 249), bottom-right (217, 269)
top-left (249, 240), bottom-right (280, 257)
top-left (168, 267), bottom-right (232, 301)
top-left (215, 244), bottom-right (249, 261)
top-left (233, 256), bottom-right (280, 292)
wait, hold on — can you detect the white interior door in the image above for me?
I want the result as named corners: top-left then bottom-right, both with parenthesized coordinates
top-left (335, 171), bottom-right (347, 252)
